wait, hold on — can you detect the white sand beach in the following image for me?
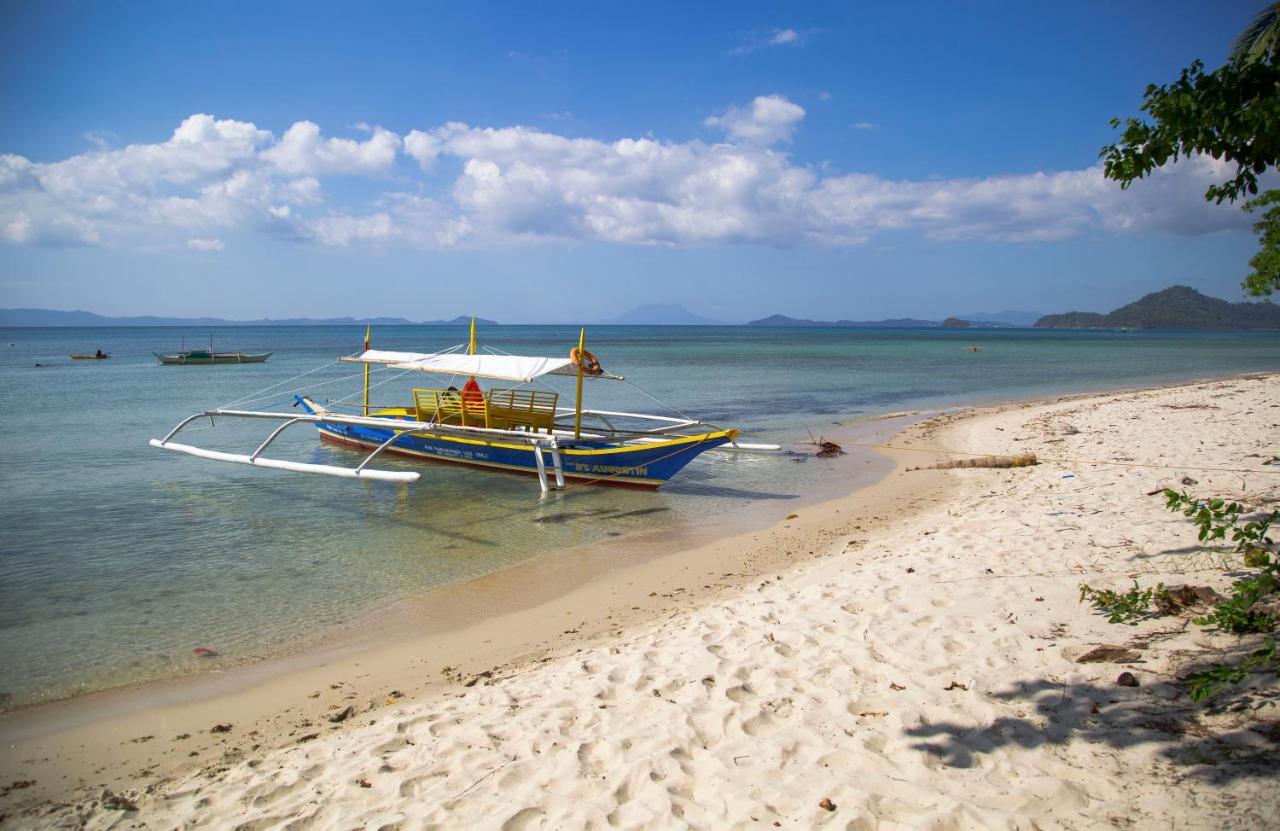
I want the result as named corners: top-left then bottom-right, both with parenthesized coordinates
top-left (3, 374), bottom-right (1278, 829)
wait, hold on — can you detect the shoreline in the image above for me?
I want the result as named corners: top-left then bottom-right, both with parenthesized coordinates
top-left (0, 411), bottom-right (946, 803)
top-left (2, 371), bottom-right (1277, 827)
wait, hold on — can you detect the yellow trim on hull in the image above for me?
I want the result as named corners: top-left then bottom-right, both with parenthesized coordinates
top-left (316, 426), bottom-right (670, 487)
top-left (330, 404), bottom-right (738, 457)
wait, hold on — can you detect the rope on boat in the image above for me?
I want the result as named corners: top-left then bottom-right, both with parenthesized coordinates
top-left (220, 360), bottom-right (341, 409)
top-left (622, 378), bottom-right (699, 423)
top-left (328, 365), bottom-right (420, 406)
top-left (326, 341), bottom-right (469, 406)
top-left (222, 368), bottom-right (397, 409)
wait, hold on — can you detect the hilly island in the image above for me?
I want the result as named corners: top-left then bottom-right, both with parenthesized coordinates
top-left (1033, 286), bottom-right (1280, 330)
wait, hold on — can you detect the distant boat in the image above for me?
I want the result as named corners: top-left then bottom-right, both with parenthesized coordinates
top-left (155, 349), bottom-right (272, 365)
top-left (155, 335), bottom-right (270, 365)
top-left (71, 351), bottom-right (110, 360)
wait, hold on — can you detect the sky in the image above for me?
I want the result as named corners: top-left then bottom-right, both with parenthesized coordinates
top-left (0, 0), bottom-right (1273, 323)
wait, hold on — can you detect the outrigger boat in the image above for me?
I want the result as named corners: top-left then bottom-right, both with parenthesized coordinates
top-left (150, 322), bottom-right (779, 493)
top-left (155, 335), bottom-right (271, 365)
top-left (156, 350), bottom-right (272, 365)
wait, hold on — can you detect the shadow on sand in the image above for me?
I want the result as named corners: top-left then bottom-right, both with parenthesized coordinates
top-left (905, 658), bottom-right (1279, 784)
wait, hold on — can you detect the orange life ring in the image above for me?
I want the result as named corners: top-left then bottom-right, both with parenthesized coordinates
top-left (570, 347), bottom-right (603, 376)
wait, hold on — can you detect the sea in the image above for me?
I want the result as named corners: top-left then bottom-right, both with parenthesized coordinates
top-left (1, 324), bottom-right (1278, 709)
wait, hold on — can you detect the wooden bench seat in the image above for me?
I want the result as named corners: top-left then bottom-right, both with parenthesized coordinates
top-left (413, 387), bottom-right (559, 433)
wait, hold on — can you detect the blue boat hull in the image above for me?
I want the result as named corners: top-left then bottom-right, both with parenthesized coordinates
top-left (300, 401), bottom-right (735, 488)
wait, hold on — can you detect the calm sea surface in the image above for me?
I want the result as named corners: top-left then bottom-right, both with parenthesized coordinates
top-left (1, 324), bottom-right (1278, 707)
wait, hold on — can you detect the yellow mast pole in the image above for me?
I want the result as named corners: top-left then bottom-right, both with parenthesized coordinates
top-left (469, 316), bottom-right (476, 355)
top-left (574, 327), bottom-right (585, 439)
top-left (362, 325), bottom-right (371, 416)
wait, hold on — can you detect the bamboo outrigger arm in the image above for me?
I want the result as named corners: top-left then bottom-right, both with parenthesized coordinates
top-left (149, 408), bottom-right (437, 483)
top-left (149, 407), bottom-right (582, 487)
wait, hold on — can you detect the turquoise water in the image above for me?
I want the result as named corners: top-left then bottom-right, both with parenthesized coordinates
top-left (1, 324), bottom-right (1278, 708)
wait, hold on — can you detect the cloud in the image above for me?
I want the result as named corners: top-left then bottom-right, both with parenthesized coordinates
top-left (705, 95), bottom-right (807, 145)
top-left (404, 129), bottom-right (444, 171)
top-left (0, 104), bottom-right (1262, 254)
top-left (262, 121), bottom-right (400, 175)
top-left (851, 121), bottom-right (878, 131)
top-left (731, 27), bottom-right (810, 55)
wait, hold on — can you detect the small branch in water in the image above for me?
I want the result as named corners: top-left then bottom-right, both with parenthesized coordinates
top-left (803, 428), bottom-right (845, 458)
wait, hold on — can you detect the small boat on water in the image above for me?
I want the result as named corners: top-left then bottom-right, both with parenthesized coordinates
top-left (151, 321), bottom-right (779, 493)
top-left (155, 336), bottom-right (271, 365)
top-left (71, 351), bottom-right (111, 360)
top-left (155, 349), bottom-right (272, 365)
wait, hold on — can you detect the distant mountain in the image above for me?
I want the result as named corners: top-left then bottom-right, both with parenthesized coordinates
top-left (941, 317), bottom-right (971, 328)
top-left (746, 314), bottom-right (942, 328)
top-left (1034, 286), bottom-right (1280, 330)
top-left (959, 310), bottom-right (1043, 326)
top-left (604, 304), bottom-right (722, 325)
top-left (0, 308), bottom-right (498, 327)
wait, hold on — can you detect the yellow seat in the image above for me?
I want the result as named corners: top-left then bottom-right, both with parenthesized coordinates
top-left (485, 388), bottom-right (559, 433)
top-left (413, 387), bottom-right (559, 433)
top-left (413, 388), bottom-right (473, 426)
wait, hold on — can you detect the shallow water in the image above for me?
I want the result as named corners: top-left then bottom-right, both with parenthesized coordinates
top-left (1, 324), bottom-right (1277, 707)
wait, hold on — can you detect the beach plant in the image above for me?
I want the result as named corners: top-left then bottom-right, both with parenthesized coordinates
top-left (1078, 487), bottom-right (1278, 701)
top-left (1163, 489), bottom-right (1278, 635)
top-left (1078, 580), bottom-right (1167, 624)
top-left (1183, 637), bottom-right (1278, 702)
top-left (1156, 489), bottom-right (1279, 700)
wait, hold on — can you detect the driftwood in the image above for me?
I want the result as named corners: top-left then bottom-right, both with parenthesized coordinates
top-left (912, 454), bottom-right (1038, 471)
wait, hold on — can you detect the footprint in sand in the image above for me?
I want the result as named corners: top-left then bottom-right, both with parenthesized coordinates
top-left (500, 806), bottom-right (545, 831)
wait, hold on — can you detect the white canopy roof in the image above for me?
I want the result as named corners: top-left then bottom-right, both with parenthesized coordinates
top-left (342, 350), bottom-right (614, 383)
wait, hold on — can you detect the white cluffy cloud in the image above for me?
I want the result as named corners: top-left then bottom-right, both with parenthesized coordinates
top-left (705, 95), bottom-right (807, 145)
top-left (0, 96), bottom-right (1261, 252)
top-left (262, 121), bottom-right (400, 175)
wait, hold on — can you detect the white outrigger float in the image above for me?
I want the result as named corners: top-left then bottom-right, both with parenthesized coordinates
top-left (151, 322), bottom-right (780, 493)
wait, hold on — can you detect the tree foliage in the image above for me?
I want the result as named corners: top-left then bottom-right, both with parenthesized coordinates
top-left (1243, 191), bottom-right (1280, 296)
top-left (1099, 53), bottom-right (1280, 205)
top-left (1231, 2), bottom-right (1280, 62)
top-left (1100, 5), bottom-right (1280, 296)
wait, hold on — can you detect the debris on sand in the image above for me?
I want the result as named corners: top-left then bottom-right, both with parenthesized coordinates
top-left (1154, 585), bottom-right (1223, 614)
top-left (1116, 672), bottom-right (1140, 687)
top-left (815, 441), bottom-right (844, 458)
top-left (1077, 645), bottom-right (1141, 663)
top-left (803, 428), bottom-right (845, 458)
top-left (101, 790), bottom-right (138, 812)
top-left (913, 454), bottom-right (1038, 471)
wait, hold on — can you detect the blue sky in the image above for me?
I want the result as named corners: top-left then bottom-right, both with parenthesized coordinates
top-left (0, 0), bottom-right (1272, 322)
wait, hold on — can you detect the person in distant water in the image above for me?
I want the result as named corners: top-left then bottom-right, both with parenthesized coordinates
top-left (95, 349), bottom-right (105, 358)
